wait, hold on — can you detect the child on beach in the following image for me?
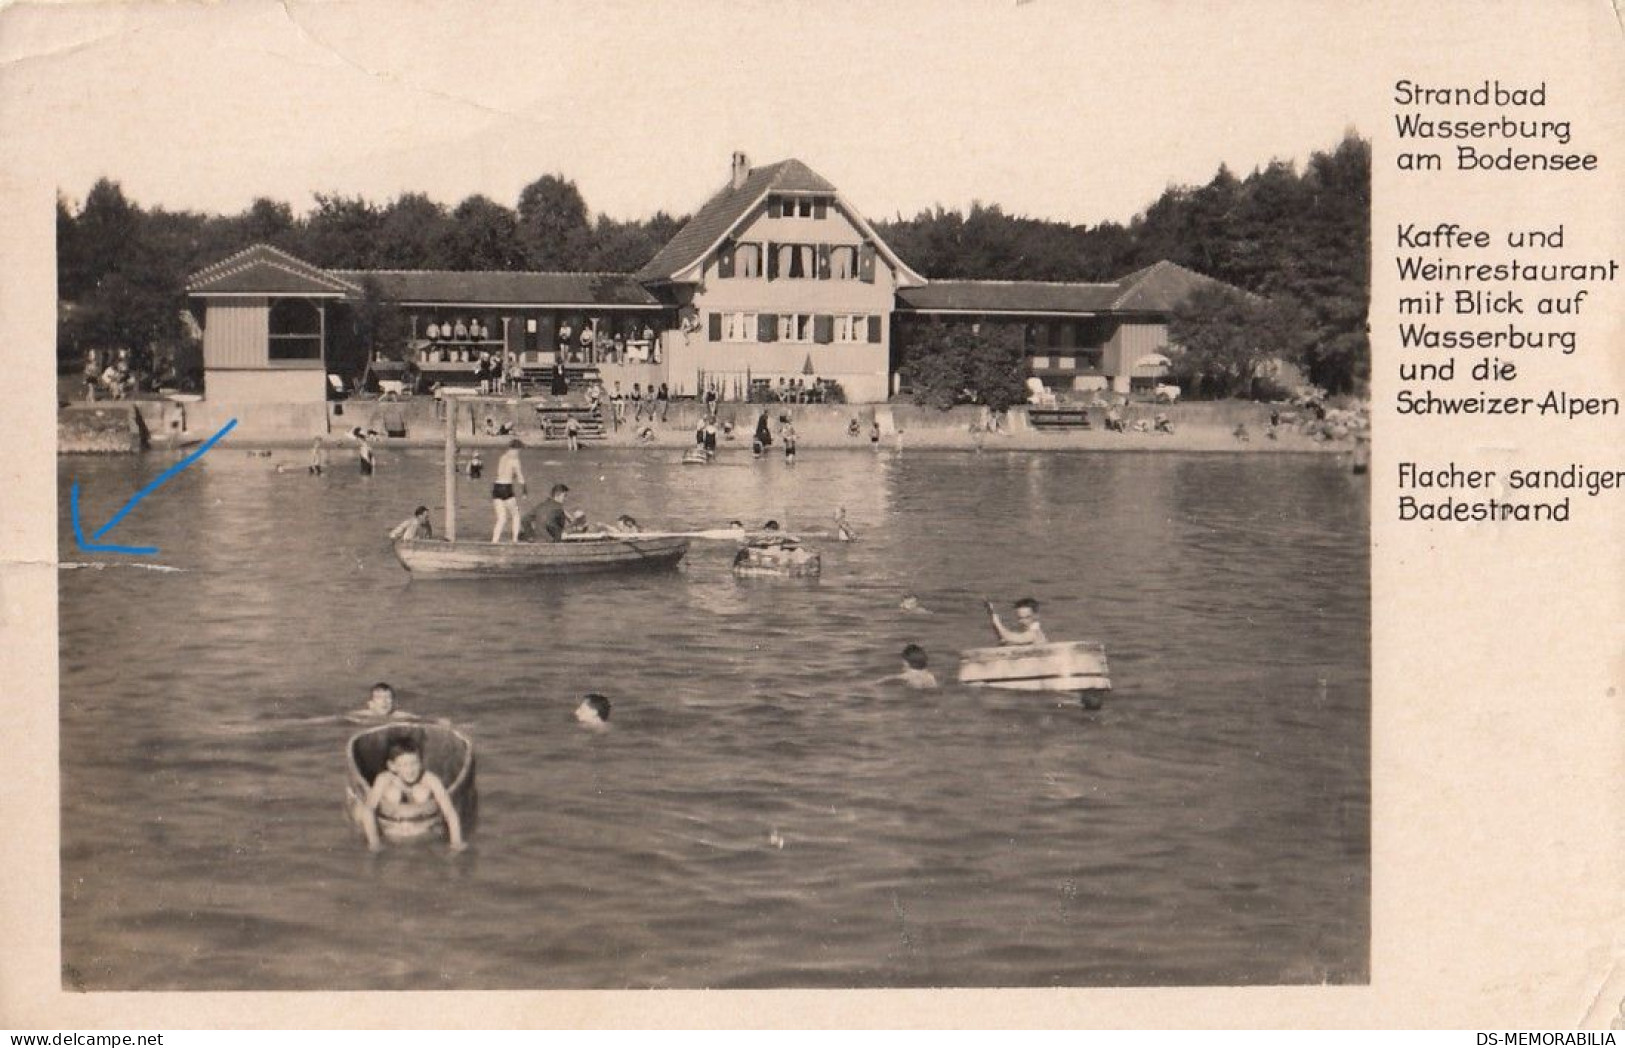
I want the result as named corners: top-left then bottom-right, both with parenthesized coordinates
top-left (574, 693), bottom-right (612, 730)
top-left (357, 737), bottom-right (467, 853)
top-left (880, 644), bottom-right (938, 689)
top-left (308, 437), bottom-right (327, 475)
top-left (986, 597), bottom-right (1047, 646)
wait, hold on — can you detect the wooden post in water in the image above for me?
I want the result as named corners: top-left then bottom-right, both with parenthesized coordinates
top-left (444, 398), bottom-right (458, 542)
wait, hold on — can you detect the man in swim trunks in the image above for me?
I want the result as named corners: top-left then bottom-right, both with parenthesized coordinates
top-left (491, 439), bottom-right (527, 543)
top-left (519, 483), bottom-right (570, 542)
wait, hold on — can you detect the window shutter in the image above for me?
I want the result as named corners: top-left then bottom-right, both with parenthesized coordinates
top-left (768, 197), bottom-right (781, 219)
top-left (859, 243), bottom-right (876, 284)
top-left (866, 315), bottom-right (882, 343)
top-left (814, 198), bottom-right (828, 220)
top-left (759, 313), bottom-right (778, 342)
top-left (717, 242), bottom-right (735, 279)
top-left (814, 314), bottom-right (833, 344)
top-left (816, 244), bottom-right (831, 280)
top-left (708, 313), bottom-right (722, 341)
top-left (766, 242), bottom-right (778, 281)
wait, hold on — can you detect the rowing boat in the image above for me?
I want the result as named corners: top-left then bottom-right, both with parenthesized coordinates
top-left (345, 723), bottom-right (477, 844)
top-left (956, 640), bottom-right (1111, 693)
top-left (393, 534), bottom-right (689, 577)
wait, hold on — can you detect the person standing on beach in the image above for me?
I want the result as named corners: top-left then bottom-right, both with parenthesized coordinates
top-left (491, 439), bottom-right (527, 543)
top-left (656, 383), bottom-right (670, 422)
top-left (308, 437), bottom-right (328, 475)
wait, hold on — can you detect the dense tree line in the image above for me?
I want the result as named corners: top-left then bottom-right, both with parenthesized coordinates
top-left (57, 132), bottom-right (1368, 393)
top-left (876, 133), bottom-right (1371, 393)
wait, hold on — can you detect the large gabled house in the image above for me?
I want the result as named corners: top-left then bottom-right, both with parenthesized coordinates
top-left (186, 154), bottom-right (1241, 404)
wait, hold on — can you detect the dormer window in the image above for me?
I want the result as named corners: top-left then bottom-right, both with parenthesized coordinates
top-left (770, 195), bottom-right (829, 219)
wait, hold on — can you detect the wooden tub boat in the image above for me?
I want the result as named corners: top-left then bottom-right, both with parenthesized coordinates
top-left (345, 723), bottom-right (477, 844)
top-left (393, 534), bottom-right (689, 577)
top-left (731, 542), bottom-right (821, 578)
top-left (956, 640), bottom-right (1111, 693)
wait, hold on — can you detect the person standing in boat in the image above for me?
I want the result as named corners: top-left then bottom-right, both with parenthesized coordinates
top-left (519, 483), bottom-right (571, 542)
top-left (491, 439), bottom-right (527, 543)
top-left (357, 737), bottom-right (467, 854)
top-left (986, 597), bottom-right (1047, 646)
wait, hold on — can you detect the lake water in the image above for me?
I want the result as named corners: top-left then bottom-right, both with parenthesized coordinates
top-left (59, 444), bottom-right (1369, 990)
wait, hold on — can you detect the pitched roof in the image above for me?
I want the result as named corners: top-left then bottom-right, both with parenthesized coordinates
top-left (635, 158), bottom-right (923, 286)
top-left (895, 260), bottom-right (1247, 316)
top-left (1109, 259), bottom-right (1236, 312)
top-left (896, 279), bottom-right (1122, 314)
top-left (187, 244), bottom-right (360, 296)
top-left (330, 270), bottom-right (661, 308)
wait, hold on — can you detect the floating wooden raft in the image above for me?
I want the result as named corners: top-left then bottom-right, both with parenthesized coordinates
top-left (956, 640), bottom-right (1111, 692)
top-left (393, 535), bottom-right (689, 577)
top-left (345, 723), bottom-right (478, 844)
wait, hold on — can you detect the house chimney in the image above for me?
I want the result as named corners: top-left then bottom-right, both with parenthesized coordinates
top-left (731, 151), bottom-right (749, 190)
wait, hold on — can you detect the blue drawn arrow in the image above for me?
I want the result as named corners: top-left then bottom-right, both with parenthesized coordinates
top-left (71, 418), bottom-right (238, 555)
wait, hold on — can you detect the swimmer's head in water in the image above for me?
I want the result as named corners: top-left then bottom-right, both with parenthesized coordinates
top-left (576, 693), bottom-right (611, 724)
top-left (900, 594), bottom-right (919, 611)
top-left (369, 683), bottom-right (396, 714)
top-left (902, 644), bottom-right (929, 670)
top-left (763, 520), bottom-right (780, 531)
top-left (385, 740), bottom-right (422, 783)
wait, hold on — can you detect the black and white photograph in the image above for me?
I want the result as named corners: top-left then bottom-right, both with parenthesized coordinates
top-left (40, 0), bottom-right (1380, 994)
top-left (9, 0), bottom-right (1618, 1028)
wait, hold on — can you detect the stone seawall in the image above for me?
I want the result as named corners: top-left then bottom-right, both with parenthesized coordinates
top-left (59, 395), bottom-right (1360, 455)
top-left (58, 403), bottom-right (147, 453)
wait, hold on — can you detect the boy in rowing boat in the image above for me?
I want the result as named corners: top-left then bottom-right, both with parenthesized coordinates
top-left (389, 506), bottom-right (433, 542)
top-left (986, 597), bottom-right (1047, 646)
top-left (492, 439), bottom-right (527, 543)
top-left (357, 737), bottom-right (467, 854)
top-left (519, 483), bottom-right (571, 542)
top-left (879, 644), bottom-right (938, 689)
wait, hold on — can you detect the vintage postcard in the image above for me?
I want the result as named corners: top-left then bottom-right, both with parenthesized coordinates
top-left (0, 0), bottom-right (1618, 1030)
